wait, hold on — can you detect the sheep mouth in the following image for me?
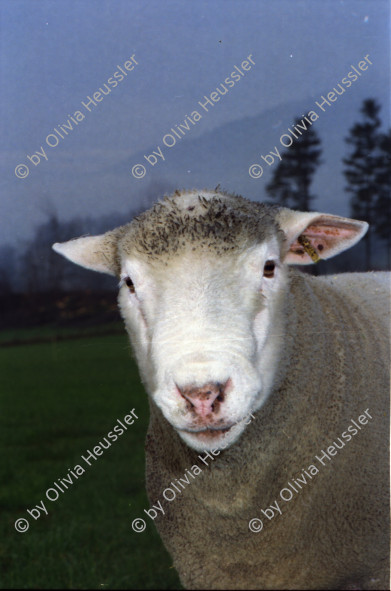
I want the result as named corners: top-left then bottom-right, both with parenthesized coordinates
top-left (180, 425), bottom-right (234, 438)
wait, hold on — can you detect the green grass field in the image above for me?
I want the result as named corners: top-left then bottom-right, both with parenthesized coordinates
top-left (0, 329), bottom-right (182, 589)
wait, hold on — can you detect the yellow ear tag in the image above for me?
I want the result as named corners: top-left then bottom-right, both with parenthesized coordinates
top-left (298, 234), bottom-right (320, 263)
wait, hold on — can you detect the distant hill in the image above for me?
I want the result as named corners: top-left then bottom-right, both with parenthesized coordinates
top-left (122, 91), bottom-right (388, 218)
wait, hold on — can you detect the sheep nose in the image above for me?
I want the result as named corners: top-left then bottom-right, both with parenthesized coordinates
top-left (178, 381), bottom-right (228, 417)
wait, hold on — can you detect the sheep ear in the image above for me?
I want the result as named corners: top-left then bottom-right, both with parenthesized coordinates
top-left (52, 231), bottom-right (119, 276)
top-left (276, 208), bottom-right (368, 265)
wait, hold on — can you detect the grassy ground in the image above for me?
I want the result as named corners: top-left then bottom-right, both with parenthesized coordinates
top-left (0, 329), bottom-right (182, 589)
top-left (0, 321), bottom-right (124, 346)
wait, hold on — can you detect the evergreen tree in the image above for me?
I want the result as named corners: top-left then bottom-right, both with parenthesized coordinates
top-left (266, 118), bottom-right (322, 210)
top-left (343, 99), bottom-right (383, 269)
top-left (373, 129), bottom-right (391, 267)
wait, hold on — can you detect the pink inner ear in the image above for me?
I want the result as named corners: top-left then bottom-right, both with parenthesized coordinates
top-left (306, 220), bottom-right (360, 247)
top-left (287, 218), bottom-right (363, 264)
top-left (290, 226), bottom-right (332, 257)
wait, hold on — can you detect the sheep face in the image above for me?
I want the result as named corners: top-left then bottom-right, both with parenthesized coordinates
top-left (117, 235), bottom-right (286, 452)
top-left (52, 190), bottom-right (368, 452)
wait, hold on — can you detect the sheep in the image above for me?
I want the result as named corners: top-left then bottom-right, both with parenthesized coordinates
top-left (53, 189), bottom-right (390, 590)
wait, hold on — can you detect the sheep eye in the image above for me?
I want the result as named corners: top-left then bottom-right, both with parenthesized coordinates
top-left (263, 260), bottom-right (275, 278)
top-left (125, 277), bottom-right (135, 293)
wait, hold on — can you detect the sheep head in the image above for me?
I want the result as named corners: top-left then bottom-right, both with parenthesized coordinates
top-left (53, 190), bottom-right (367, 451)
